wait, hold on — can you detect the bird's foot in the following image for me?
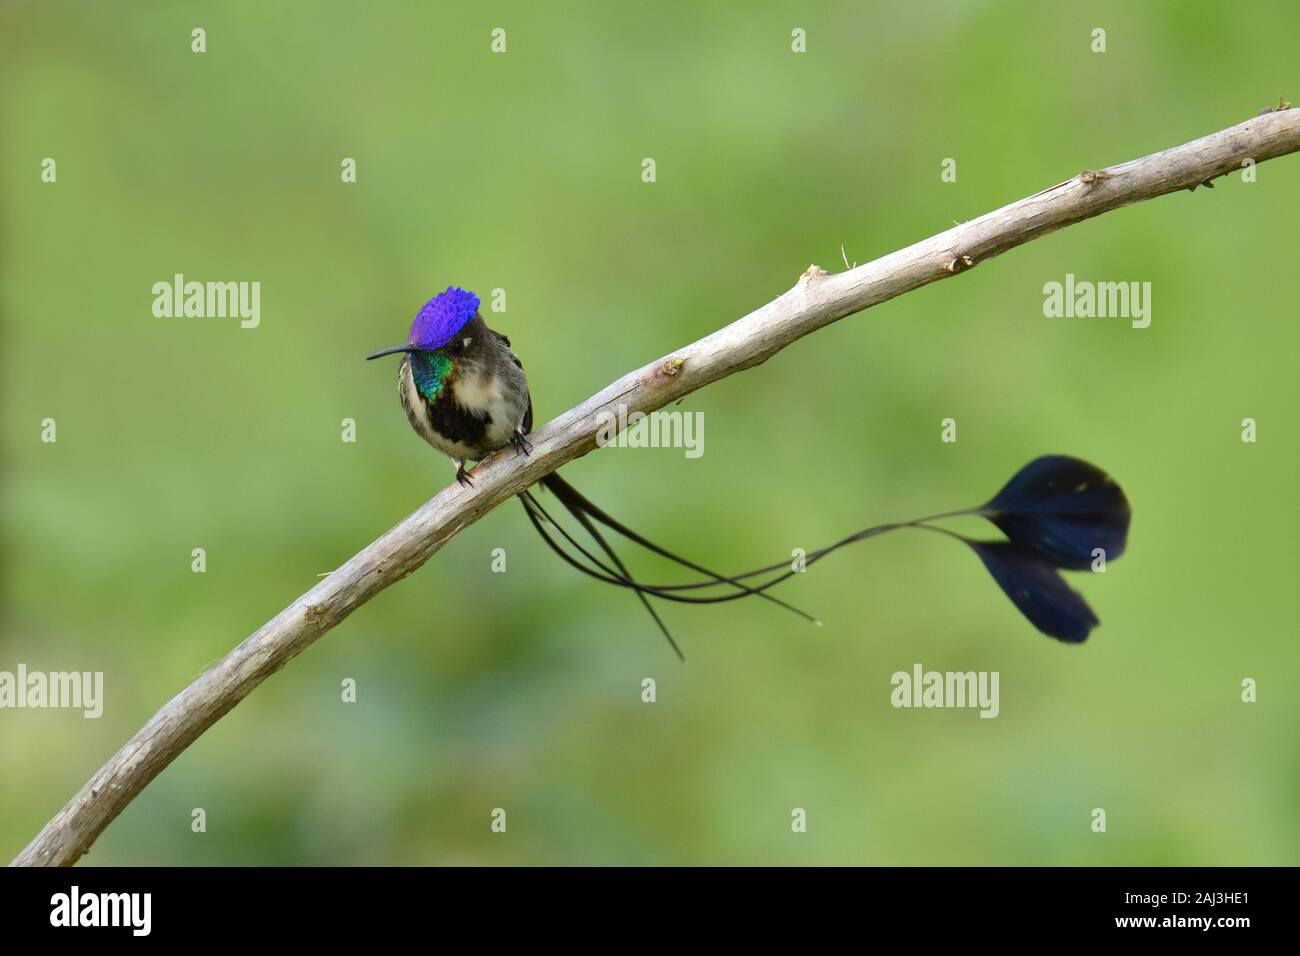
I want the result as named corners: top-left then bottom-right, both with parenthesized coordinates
top-left (453, 459), bottom-right (474, 488)
top-left (511, 431), bottom-right (533, 457)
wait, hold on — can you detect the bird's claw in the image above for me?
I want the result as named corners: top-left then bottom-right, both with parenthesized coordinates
top-left (454, 460), bottom-right (475, 488)
top-left (512, 431), bottom-right (533, 457)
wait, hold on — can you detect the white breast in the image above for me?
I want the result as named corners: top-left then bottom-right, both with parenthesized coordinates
top-left (398, 359), bottom-right (480, 461)
top-left (453, 367), bottom-right (522, 451)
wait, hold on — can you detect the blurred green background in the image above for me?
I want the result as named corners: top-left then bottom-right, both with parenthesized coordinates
top-left (2, 1), bottom-right (1297, 865)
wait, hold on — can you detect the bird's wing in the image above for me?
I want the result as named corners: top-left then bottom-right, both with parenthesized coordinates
top-left (495, 329), bottom-right (533, 434)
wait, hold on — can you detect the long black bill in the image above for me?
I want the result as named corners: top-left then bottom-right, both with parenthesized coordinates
top-left (366, 344), bottom-right (418, 360)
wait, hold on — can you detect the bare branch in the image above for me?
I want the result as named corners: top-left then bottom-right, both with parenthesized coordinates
top-left (12, 108), bottom-right (1300, 866)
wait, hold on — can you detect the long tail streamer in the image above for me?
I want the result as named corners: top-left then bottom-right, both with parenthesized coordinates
top-left (521, 457), bottom-right (1131, 656)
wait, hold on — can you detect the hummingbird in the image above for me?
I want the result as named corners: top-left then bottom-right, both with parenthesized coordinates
top-left (366, 287), bottom-right (811, 659)
top-left (368, 288), bottom-right (1132, 656)
top-left (365, 286), bottom-right (532, 487)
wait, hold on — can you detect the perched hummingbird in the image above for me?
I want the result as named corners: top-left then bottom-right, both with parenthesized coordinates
top-left (366, 287), bottom-right (805, 658)
top-left (365, 287), bottom-right (532, 486)
top-left (369, 288), bottom-right (1131, 656)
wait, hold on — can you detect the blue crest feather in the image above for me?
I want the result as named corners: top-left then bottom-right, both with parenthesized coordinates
top-left (408, 287), bottom-right (480, 349)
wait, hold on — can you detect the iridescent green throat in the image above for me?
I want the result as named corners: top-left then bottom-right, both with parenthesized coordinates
top-left (410, 350), bottom-right (454, 402)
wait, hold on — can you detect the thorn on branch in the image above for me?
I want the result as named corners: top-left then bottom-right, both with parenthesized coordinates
top-left (648, 356), bottom-right (686, 386)
top-left (1079, 169), bottom-right (1111, 187)
top-left (1259, 96), bottom-right (1292, 114)
top-left (799, 264), bottom-right (830, 285)
top-left (945, 254), bottom-right (975, 274)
